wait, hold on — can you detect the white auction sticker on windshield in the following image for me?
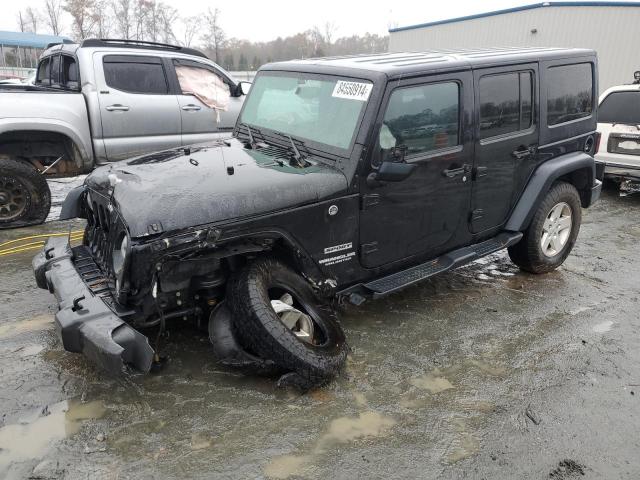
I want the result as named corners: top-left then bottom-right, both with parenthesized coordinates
top-left (332, 81), bottom-right (372, 101)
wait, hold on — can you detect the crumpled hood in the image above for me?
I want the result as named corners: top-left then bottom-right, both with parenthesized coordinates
top-left (86, 141), bottom-right (348, 238)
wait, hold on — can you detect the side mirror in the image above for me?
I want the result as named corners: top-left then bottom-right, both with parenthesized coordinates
top-left (238, 81), bottom-right (251, 95)
top-left (367, 161), bottom-right (416, 186)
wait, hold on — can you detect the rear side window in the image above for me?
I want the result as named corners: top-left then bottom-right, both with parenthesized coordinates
top-left (380, 81), bottom-right (460, 156)
top-left (103, 56), bottom-right (168, 94)
top-left (36, 57), bottom-right (51, 85)
top-left (479, 71), bottom-right (533, 139)
top-left (547, 63), bottom-right (593, 126)
top-left (598, 91), bottom-right (640, 124)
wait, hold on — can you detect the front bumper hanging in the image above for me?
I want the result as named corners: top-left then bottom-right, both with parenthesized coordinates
top-left (33, 236), bottom-right (154, 374)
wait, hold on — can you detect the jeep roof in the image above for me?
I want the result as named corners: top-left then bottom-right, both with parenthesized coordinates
top-left (262, 47), bottom-right (596, 80)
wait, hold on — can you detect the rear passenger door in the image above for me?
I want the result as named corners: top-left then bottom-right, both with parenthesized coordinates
top-left (471, 64), bottom-right (538, 233)
top-left (96, 54), bottom-right (182, 161)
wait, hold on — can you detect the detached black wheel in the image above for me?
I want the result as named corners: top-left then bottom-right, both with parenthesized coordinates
top-left (227, 258), bottom-right (348, 386)
top-left (0, 158), bottom-right (51, 227)
top-left (508, 181), bottom-right (582, 273)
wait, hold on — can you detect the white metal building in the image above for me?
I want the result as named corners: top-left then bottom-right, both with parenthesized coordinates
top-left (388, 2), bottom-right (640, 93)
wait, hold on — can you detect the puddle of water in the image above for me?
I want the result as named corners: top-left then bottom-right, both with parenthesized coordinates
top-left (264, 410), bottom-right (396, 479)
top-left (445, 418), bottom-right (480, 464)
top-left (190, 432), bottom-right (213, 450)
top-left (264, 454), bottom-right (313, 479)
top-left (19, 344), bottom-right (45, 357)
top-left (0, 315), bottom-right (53, 339)
top-left (0, 399), bottom-right (106, 470)
top-left (318, 411), bottom-right (396, 450)
top-left (592, 320), bottom-right (614, 333)
top-left (410, 374), bottom-right (455, 393)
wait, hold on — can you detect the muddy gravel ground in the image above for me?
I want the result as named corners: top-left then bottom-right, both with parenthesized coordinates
top-left (0, 184), bottom-right (639, 479)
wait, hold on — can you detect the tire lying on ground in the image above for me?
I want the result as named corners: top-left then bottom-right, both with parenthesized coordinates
top-left (0, 158), bottom-right (51, 227)
top-left (227, 257), bottom-right (348, 387)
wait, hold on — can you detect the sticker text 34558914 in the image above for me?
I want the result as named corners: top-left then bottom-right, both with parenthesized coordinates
top-left (332, 81), bottom-right (373, 101)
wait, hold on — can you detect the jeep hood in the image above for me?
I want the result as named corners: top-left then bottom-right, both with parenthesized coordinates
top-left (86, 141), bottom-right (348, 238)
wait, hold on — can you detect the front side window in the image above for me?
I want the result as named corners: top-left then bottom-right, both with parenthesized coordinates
top-left (240, 73), bottom-right (372, 151)
top-left (598, 91), bottom-right (640, 125)
top-left (380, 82), bottom-right (460, 156)
top-left (103, 56), bottom-right (168, 94)
top-left (547, 63), bottom-right (593, 126)
top-left (62, 55), bottom-right (79, 88)
top-left (479, 71), bottom-right (533, 139)
top-left (175, 63), bottom-right (230, 110)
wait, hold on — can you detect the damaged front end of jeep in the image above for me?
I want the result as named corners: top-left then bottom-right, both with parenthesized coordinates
top-left (34, 183), bottom-right (324, 376)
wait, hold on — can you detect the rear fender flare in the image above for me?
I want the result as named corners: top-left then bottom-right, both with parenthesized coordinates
top-left (505, 152), bottom-right (596, 232)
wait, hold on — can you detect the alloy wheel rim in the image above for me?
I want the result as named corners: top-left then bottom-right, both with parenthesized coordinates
top-left (270, 292), bottom-right (316, 344)
top-left (541, 201), bottom-right (572, 257)
top-left (0, 176), bottom-right (29, 221)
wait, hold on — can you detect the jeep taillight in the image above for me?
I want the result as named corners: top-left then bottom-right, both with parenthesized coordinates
top-left (594, 132), bottom-right (602, 154)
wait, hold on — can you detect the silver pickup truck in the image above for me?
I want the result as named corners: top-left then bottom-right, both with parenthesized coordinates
top-left (0, 39), bottom-right (249, 228)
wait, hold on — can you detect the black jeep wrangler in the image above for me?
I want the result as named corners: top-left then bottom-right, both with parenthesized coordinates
top-left (33, 48), bottom-right (602, 387)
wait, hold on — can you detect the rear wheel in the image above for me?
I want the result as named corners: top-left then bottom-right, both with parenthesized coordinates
top-left (508, 181), bottom-right (582, 273)
top-left (227, 257), bottom-right (348, 386)
top-left (0, 158), bottom-right (51, 228)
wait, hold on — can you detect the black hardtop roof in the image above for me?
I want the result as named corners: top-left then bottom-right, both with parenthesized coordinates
top-left (261, 47), bottom-right (596, 80)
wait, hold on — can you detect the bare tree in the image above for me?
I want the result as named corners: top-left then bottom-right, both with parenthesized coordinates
top-left (16, 11), bottom-right (27, 32)
top-left (112, 0), bottom-right (133, 39)
top-left (25, 7), bottom-right (41, 33)
top-left (45, 0), bottom-right (64, 35)
top-left (158, 4), bottom-right (178, 44)
top-left (324, 21), bottom-right (337, 46)
top-left (181, 15), bottom-right (201, 47)
top-left (202, 7), bottom-right (225, 63)
top-left (64, 0), bottom-right (97, 39)
top-left (92, 0), bottom-right (112, 37)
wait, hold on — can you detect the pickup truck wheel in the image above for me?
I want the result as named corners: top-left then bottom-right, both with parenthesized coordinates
top-left (0, 158), bottom-right (51, 227)
top-left (508, 181), bottom-right (582, 273)
top-left (227, 258), bottom-right (348, 386)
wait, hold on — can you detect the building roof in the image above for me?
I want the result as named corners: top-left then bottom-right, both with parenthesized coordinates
top-left (0, 30), bottom-right (72, 49)
top-left (264, 47), bottom-right (595, 80)
top-left (389, 1), bottom-right (640, 33)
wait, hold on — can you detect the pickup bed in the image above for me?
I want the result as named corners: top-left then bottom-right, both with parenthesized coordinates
top-left (0, 39), bottom-right (248, 228)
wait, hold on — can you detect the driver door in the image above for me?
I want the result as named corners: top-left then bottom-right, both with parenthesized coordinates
top-left (359, 72), bottom-right (474, 268)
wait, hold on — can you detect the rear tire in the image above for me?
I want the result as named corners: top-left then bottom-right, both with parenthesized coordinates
top-left (227, 257), bottom-right (348, 386)
top-left (0, 158), bottom-right (51, 227)
top-left (508, 181), bottom-right (582, 274)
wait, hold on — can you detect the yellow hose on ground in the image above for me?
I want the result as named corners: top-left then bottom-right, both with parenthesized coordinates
top-left (0, 230), bottom-right (84, 249)
top-left (0, 232), bottom-right (84, 257)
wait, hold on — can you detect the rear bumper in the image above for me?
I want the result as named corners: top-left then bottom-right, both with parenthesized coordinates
top-left (32, 236), bottom-right (154, 374)
top-left (590, 179), bottom-right (602, 205)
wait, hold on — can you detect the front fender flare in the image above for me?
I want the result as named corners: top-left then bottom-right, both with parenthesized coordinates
top-left (505, 152), bottom-right (596, 232)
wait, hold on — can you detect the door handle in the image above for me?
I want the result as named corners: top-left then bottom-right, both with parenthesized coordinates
top-left (442, 164), bottom-right (471, 178)
top-left (105, 104), bottom-right (129, 111)
top-left (512, 145), bottom-right (536, 160)
top-left (181, 104), bottom-right (202, 111)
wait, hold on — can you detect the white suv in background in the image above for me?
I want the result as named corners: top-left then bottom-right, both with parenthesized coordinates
top-left (595, 73), bottom-right (640, 193)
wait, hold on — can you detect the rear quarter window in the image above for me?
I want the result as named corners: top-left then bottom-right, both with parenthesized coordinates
top-left (598, 91), bottom-right (640, 124)
top-left (547, 63), bottom-right (593, 126)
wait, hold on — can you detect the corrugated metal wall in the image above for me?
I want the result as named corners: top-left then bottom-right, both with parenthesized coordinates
top-left (389, 5), bottom-right (640, 93)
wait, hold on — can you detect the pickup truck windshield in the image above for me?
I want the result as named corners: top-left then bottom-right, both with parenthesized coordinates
top-left (240, 73), bottom-right (372, 151)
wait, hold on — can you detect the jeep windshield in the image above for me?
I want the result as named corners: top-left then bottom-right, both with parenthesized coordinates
top-left (239, 72), bottom-right (373, 154)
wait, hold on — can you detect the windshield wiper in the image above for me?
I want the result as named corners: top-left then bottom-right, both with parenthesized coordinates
top-left (275, 132), bottom-right (308, 168)
top-left (239, 123), bottom-right (258, 149)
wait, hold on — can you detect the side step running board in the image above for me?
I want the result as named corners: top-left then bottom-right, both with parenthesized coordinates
top-left (360, 231), bottom-right (522, 298)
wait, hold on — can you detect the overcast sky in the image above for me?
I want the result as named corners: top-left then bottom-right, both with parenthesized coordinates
top-left (0, 0), bottom-right (627, 42)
